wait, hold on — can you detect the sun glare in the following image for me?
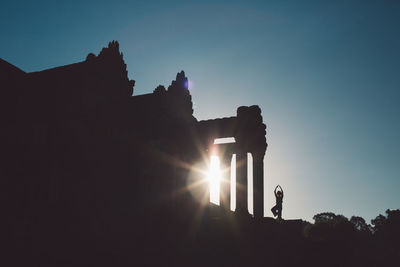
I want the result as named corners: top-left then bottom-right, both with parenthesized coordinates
top-left (206, 153), bottom-right (252, 213)
top-left (208, 156), bottom-right (221, 205)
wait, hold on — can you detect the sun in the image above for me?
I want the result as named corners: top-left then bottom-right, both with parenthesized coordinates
top-left (208, 155), bottom-right (221, 205)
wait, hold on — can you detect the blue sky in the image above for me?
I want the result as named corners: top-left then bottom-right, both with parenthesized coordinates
top-left (1, 0), bottom-right (399, 222)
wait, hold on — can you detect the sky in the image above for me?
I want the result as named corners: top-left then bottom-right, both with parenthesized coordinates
top-left (1, 0), bottom-right (399, 223)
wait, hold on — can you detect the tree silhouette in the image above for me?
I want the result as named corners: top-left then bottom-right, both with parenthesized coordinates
top-left (371, 209), bottom-right (400, 256)
top-left (306, 212), bottom-right (357, 242)
top-left (350, 216), bottom-right (372, 234)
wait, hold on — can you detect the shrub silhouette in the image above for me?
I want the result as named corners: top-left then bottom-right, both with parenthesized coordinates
top-left (303, 210), bottom-right (400, 267)
top-left (371, 209), bottom-right (400, 260)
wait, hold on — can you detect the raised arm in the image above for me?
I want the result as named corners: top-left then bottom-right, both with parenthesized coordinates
top-left (274, 185), bottom-right (278, 197)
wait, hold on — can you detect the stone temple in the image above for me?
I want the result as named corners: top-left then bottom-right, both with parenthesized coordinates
top-left (1, 41), bottom-right (283, 266)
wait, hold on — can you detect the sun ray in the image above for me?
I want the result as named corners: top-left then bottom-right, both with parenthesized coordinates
top-left (208, 155), bottom-right (221, 205)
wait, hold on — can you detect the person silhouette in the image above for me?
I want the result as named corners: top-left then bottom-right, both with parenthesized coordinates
top-left (271, 185), bottom-right (284, 220)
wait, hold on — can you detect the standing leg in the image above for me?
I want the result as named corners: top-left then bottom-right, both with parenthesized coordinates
top-left (277, 205), bottom-right (282, 220)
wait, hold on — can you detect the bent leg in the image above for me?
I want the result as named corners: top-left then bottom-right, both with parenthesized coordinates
top-left (271, 205), bottom-right (277, 216)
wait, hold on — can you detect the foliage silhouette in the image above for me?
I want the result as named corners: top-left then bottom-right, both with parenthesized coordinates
top-left (303, 210), bottom-right (400, 267)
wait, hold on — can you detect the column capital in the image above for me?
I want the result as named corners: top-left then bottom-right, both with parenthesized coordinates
top-left (251, 150), bottom-right (265, 161)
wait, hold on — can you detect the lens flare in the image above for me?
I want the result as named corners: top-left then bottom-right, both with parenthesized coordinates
top-left (208, 156), bottom-right (221, 205)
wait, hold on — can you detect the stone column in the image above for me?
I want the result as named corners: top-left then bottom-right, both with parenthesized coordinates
top-left (220, 154), bottom-right (232, 210)
top-left (235, 152), bottom-right (248, 214)
top-left (252, 152), bottom-right (264, 219)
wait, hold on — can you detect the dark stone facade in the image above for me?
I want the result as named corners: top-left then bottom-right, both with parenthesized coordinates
top-left (0, 41), bottom-right (277, 266)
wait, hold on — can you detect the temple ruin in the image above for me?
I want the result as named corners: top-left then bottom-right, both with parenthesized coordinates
top-left (1, 41), bottom-right (270, 265)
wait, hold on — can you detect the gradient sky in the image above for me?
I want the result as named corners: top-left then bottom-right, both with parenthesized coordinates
top-left (1, 0), bottom-right (399, 222)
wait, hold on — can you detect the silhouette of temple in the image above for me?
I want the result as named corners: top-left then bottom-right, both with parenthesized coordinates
top-left (5, 40), bottom-right (392, 267)
top-left (1, 41), bottom-right (275, 266)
